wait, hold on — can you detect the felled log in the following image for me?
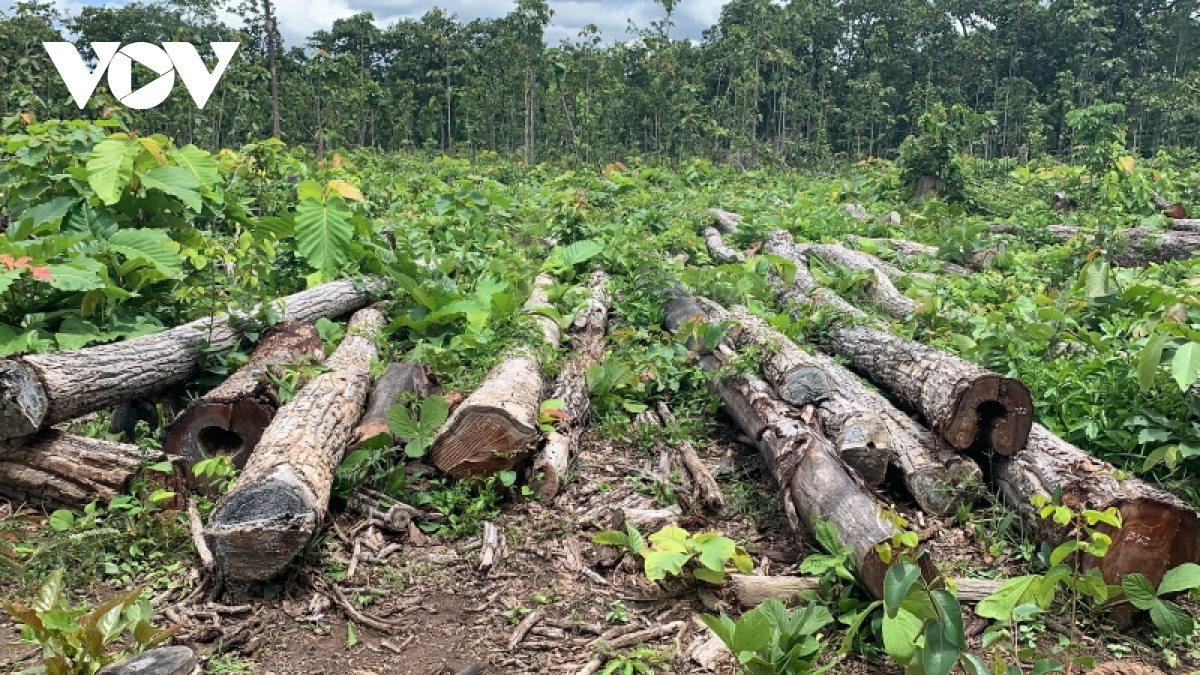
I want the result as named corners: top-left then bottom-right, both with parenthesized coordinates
top-left (1051, 191), bottom-right (1076, 211)
top-left (1044, 225), bottom-right (1200, 267)
top-left (994, 424), bottom-right (1200, 588)
top-left (709, 208), bottom-right (742, 234)
top-left (724, 306), bottom-right (983, 514)
top-left (163, 321), bottom-right (324, 483)
top-left (1153, 194), bottom-right (1188, 219)
top-left (655, 402), bottom-right (724, 510)
top-left (845, 204), bottom-right (873, 222)
top-left (0, 278), bottom-right (382, 440)
top-left (728, 574), bottom-right (1001, 607)
top-left (529, 271), bottom-right (610, 500)
top-left (704, 227), bottom-right (744, 264)
top-left (97, 647), bottom-right (196, 675)
top-left (845, 236), bottom-right (969, 277)
top-left (0, 430), bottom-right (171, 508)
top-left (1168, 219), bottom-right (1200, 233)
top-left (205, 307), bottom-right (385, 581)
top-left (808, 244), bottom-right (914, 319)
top-left (349, 360), bottom-right (439, 451)
top-left (762, 232), bottom-right (864, 318)
top-left (430, 273), bottom-right (560, 478)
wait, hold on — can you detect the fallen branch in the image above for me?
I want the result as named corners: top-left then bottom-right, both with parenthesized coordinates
top-left (656, 403), bottom-right (724, 511)
top-left (809, 244), bottom-right (915, 319)
top-left (709, 208), bottom-right (742, 234)
top-left (703, 227), bottom-right (744, 264)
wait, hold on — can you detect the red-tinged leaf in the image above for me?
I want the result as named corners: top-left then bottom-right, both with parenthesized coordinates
top-left (545, 409), bottom-right (571, 422)
top-left (0, 255), bottom-right (15, 270)
top-left (13, 257), bottom-right (31, 269)
top-left (30, 267), bottom-right (51, 281)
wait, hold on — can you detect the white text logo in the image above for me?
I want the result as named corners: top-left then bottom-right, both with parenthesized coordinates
top-left (42, 42), bottom-right (240, 110)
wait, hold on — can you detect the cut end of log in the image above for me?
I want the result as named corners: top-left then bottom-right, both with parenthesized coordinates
top-left (0, 360), bottom-right (47, 440)
top-left (206, 477), bottom-right (317, 581)
top-left (167, 399), bottom-right (273, 471)
top-left (779, 367), bottom-right (833, 406)
top-left (945, 374), bottom-right (1033, 456)
top-left (1097, 497), bottom-right (1200, 587)
top-left (907, 458), bottom-right (984, 517)
top-left (430, 407), bottom-right (539, 479)
top-left (837, 413), bottom-right (892, 487)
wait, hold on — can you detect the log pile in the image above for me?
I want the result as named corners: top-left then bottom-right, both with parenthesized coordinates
top-left (1042, 225), bottom-right (1200, 267)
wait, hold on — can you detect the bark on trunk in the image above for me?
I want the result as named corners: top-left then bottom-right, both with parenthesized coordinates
top-left (704, 227), bottom-right (744, 264)
top-left (994, 424), bottom-right (1200, 588)
top-left (762, 232), bottom-right (865, 318)
top-left (205, 307), bottom-right (385, 581)
top-left (728, 574), bottom-right (1001, 607)
top-left (709, 209), bottom-right (742, 234)
top-left (824, 324), bottom-right (1033, 457)
top-left (0, 278), bottom-right (383, 440)
top-left (845, 236), bottom-right (970, 277)
top-left (1153, 194), bottom-right (1188, 219)
top-left (163, 321), bottom-right (324, 487)
top-left (1168, 219), bottom-right (1200, 233)
top-left (430, 274), bottom-right (560, 478)
top-left (529, 272), bottom-right (610, 501)
top-left (808, 244), bottom-right (915, 319)
top-left (349, 360), bottom-right (440, 451)
top-left (1045, 226), bottom-right (1200, 267)
top-left (914, 175), bottom-right (938, 199)
top-left (719, 304), bottom-right (982, 515)
top-left (0, 431), bottom-right (172, 508)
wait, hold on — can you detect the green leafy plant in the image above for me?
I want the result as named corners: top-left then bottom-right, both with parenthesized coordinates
top-left (702, 598), bottom-right (835, 675)
top-left (387, 394), bottom-right (450, 458)
top-left (1120, 563), bottom-right (1200, 638)
top-left (3, 570), bottom-right (180, 675)
top-left (606, 600), bottom-right (629, 625)
top-left (598, 646), bottom-right (667, 675)
top-left (592, 524), bottom-right (753, 584)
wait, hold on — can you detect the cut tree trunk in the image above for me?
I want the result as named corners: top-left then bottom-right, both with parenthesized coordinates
top-left (162, 321), bottom-right (324, 487)
top-left (430, 273), bottom-right (561, 478)
top-left (808, 244), bottom-right (914, 319)
top-left (714, 303), bottom-right (982, 515)
top-left (845, 236), bottom-right (969, 277)
top-left (0, 278), bottom-right (383, 440)
top-left (205, 307), bottom-right (385, 581)
top-left (529, 271), bottom-right (610, 501)
top-left (349, 360), bottom-right (440, 451)
top-left (0, 431), bottom-right (173, 508)
top-left (709, 209), bottom-right (742, 234)
top-left (1168, 219), bottom-right (1200, 233)
top-left (913, 175), bottom-right (938, 199)
top-left (728, 574), bottom-right (1001, 607)
top-left (704, 227), bottom-right (744, 264)
top-left (994, 424), bottom-right (1200, 588)
top-left (762, 232), bottom-right (864, 318)
top-left (845, 204), bottom-right (873, 222)
top-left (1153, 194), bottom-right (1188, 219)
top-left (1044, 226), bottom-right (1200, 267)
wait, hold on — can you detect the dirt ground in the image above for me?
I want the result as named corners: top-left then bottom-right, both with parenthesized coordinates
top-left (1, 415), bottom-right (1193, 674)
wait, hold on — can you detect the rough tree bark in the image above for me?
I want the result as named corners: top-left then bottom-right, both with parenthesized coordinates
top-left (0, 431), bottom-right (172, 508)
top-left (430, 273), bottom-right (560, 478)
top-left (728, 574), bottom-right (1001, 608)
top-left (1044, 225), bottom-right (1200, 267)
top-left (808, 244), bottom-right (915, 319)
top-left (205, 307), bottom-right (385, 581)
top-left (162, 321), bottom-right (324, 484)
top-left (0, 278), bottom-right (383, 440)
top-left (703, 227), bottom-right (744, 264)
top-left (994, 424), bottom-right (1200, 588)
top-left (348, 360), bottom-right (439, 451)
top-left (1169, 220), bottom-right (1200, 233)
top-left (528, 271), bottom-right (610, 501)
top-left (709, 209), bottom-right (742, 234)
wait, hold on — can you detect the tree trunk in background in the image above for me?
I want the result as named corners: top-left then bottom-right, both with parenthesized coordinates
top-left (205, 307), bottom-right (385, 581)
top-left (1044, 226), bottom-right (1200, 267)
top-left (264, 0), bottom-right (280, 140)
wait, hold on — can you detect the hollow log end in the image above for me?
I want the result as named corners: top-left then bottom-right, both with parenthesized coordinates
top-left (907, 458), bottom-right (985, 517)
top-left (663, 296), bottom-right (707, 335)
top-left (207, 478), bottom-right (317, 581)
top-left (163, 399), bottom-right (274, 487)
top-left (780, 368), bottom-right (834, 406)
top-left (946, 375), bottom-right (1033, 456)
top-left (429, 408), bottom-right (539, 479)
top-left (0, 360), bottom-right (47, 440)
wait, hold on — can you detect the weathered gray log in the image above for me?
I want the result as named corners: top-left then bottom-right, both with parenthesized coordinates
top-left (728, 574), bottom-right (1001, 608)
top-left (0, 431), bottom-right (170, 508)
top-left (845, 203), bottom-right (873, 222)
top-left (846, 236), bottom-right (970, 277)
top-left (656, 402), bottom-right (724, 511)
top-left (529, 271), bottom-right (610, 501)
top-left (724, 305), bottom-right (983, 514)
top-left (348, 360), bottom-right (439, 451)
top-left (709, 208), bottom-right (742, 234)
top-left (704, 227), bottom-right (744, 264)
top-left (97, 647), bottom-right (196, 675)
top-left (1168, 219), bottom-right (1200, 233)
top-left (0, 278), bottom-right (383, 440)
top-left (762, 232), bottom-right (863, 318)
top-left (205, 307), bottom-right (385, 581)
top-left (163, 321), bottom-right (324, 486)
top-left (430, 273), bottom-right (560, 478)
top-left (809, 244), bottom-right (915, 319)
top-left (1045, 225), bottom-right (1200, 267)
top-left (994, 424), bottom-right (1200, 588)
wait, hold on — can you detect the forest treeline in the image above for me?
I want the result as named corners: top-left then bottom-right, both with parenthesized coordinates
top-left (3, 0), bottom-right (1200, 166)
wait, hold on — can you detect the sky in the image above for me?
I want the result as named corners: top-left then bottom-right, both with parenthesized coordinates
top-left (57, 0), bottom-right (730, 47)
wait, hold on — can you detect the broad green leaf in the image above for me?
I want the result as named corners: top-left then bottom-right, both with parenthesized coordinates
top-left (692, 565), bottom-right (725, 584)
top-left (0, 269), bottom-right (21, 295)
top-left (39, 610), bottom-right (79, 632)
top-left (44, 264), bottom-right (104, 292)
top-left (922, 620), bottom-right (961, 675)
top-left (294, 197), bottom-right (353, 274)
top-left (387, 404), bottom-right (420, 439)
top-left (882, 608), bottom-right (923, 664)
top-left (699, 613), bottom-right (736, 649)
top-left (591, 531), bottom-right (629, 547)
top-left (1158, 563), bottom-right (1200, 595)
top-left (1031, 658), bottom-right (1066, 675)
top-left (403, 438), bottom-right (430, 458)
top-left (838, 601), bottom-right (883, 655)
top-left (930, 589), bottom-right (965, 648)
top-left (138, 164), bottom-right (202, 211)
top-left (642, 550), bottom-right (691, 581)
top-left (626, 524), bottom-right (645, 556)
top-left (297, 180), bottom-right (324, 202)
top-left (1137, 333), bottom-right (1170, 391)
top-left (692, 532), bottom-right (736, 572)
top-left (108, 229), bottom-right (183, 279)
top-left (87, 138), bottom-right (138, 205)
top-left (1170, 342), bottom-right (1200, 392)
top-left (168, 145), bottom-right (219, 189)
top-left (976, 575), bottom-right (1039, 620)
top-left (17, 196), bottom-right (76, 234)
top-left (1120, 573), bottom-right (1158, 610)
top-left (1082, 258), bottom-right (1111, 298)
top-left (550, 239), bottom-right (605, 267)
top-left (730, 606), bottom-right (772, 655)
top-left (647, 526), bottom-right (690, 550)
top-left (960, 654), bottom-right (991, 675)
top-left (884, 561), bottom-right (921, 618)
top-left (34, 570), bottom-right (64, 612)
top-left (1149, 600), bottom-right (1195, 637)
top-left (419, 395), bottom-right (450, 432)
top-left (48, 510), bottom-right (75, 532)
